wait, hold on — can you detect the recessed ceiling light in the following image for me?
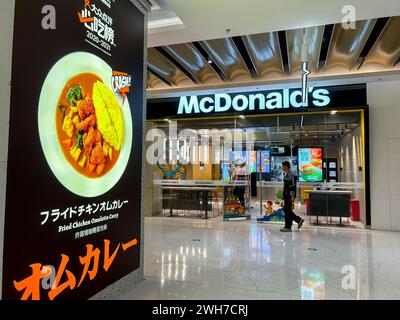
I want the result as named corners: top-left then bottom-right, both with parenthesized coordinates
top-left (330, 110), bottom-right (338, 115)
top-left (207, 59), bottom-right (213, 64)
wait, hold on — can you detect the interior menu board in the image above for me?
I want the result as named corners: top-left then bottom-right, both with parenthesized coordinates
top-left (298, 148), bottom-right (323, 182)
top-left (3, 0), bottom-right (145, 300)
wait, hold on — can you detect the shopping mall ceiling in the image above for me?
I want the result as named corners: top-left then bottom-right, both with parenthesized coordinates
top-left (147, 0), bottom-right (400, 47)
top-left (146, 15), bottom-right (400, 95)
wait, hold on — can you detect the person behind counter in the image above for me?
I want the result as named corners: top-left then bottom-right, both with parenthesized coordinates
top-left (280, 161), bottom-right (304, 232)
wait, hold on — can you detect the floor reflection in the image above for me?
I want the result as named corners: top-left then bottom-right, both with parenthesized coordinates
top-left (300, 268), bottom-right (326, 300)
top-left (121, 218), bottom-right (400, 300)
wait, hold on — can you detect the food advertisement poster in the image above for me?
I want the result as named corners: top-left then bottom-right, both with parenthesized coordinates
top-left (298, 148), bottom-right (323, 182)
top-left (257, 150), bottom-right (270, 173)
top-left (3, 0), bottom-right (145, 299)
top-left (232, 151), bottom-right (257, 173)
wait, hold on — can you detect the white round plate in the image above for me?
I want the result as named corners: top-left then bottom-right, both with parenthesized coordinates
top-left (38, 51), bottom-right (133, 198)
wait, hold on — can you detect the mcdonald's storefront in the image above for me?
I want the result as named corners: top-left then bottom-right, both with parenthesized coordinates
top-left (144, 83), bottom-right (371, 229)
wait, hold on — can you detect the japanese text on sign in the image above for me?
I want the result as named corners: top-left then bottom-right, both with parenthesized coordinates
top-left (13, 237), bottom-right (138, 300)
top-left (78, 0), bottom-right (116, 54)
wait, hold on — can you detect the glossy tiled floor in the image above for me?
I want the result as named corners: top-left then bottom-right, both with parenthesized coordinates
top-left (121, 217), bottom-right (400, 300)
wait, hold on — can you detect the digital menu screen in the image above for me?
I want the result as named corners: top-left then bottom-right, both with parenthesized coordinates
top-left (248, 151), bottom-right (257, 173)
top-left (298, 148), bottom-right (323, 182)
top-left (270, 146), bottom-right (286, 155)
top-left (231, 151), bottom-right (257, 173)
top-left (257, 150), bottom-right (270, 173)
top-left (221, 150), bottom-right (257, 181)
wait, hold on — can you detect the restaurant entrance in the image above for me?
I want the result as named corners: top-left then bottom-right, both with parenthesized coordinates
top-left (146, 107), bottom-right (368, 228)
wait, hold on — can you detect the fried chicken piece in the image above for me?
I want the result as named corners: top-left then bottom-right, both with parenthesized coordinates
top-left (82, 132), bottom-right (88, 152)
top-left (76, 96), bottom-right (95, 120)
top-left (90, 143), bottom-right (106, 165)
top-left (94, 129), bottom-right (102, 143)
top-left (83, 127), bottom-right (102, 153)
top-left (76, 114), bottom-right (96, 132)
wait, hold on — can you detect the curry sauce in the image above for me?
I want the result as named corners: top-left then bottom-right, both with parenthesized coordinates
top-left (56, 73), bottom-right (121, 178)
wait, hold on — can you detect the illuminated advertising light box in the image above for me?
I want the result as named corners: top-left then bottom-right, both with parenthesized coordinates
top-left (248, 151), bottom-right (257, 173)
top-left (257, 150), bottom-right (270, 173)
top-left (221, 151), bottom-right (256, 181)
top-left (271, 156), bottom-right (298, 181)
top-left (298, 148), bottom-right (324, 182)
top-left (3, 0), bottom-right (145, 300)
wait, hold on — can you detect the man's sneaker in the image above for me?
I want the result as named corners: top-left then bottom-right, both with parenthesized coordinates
top-left (280, 228), bottom-right (292, 232)
top-left (298, 218), bottom-right (304, 229)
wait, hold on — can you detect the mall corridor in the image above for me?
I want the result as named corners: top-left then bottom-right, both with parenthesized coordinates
top-left (121, 218), bottom-right (400, 300)
top-left (3, 0), bottom-right (400, 306)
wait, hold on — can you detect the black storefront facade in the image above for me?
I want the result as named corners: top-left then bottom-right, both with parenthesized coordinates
top-left (146, 83), bottom-right (370, 228)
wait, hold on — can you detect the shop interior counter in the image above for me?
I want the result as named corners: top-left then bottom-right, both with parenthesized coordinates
top-left (305, 190), bottom-right (353, 225)
top-left (161, 185), bottom-right (218, 219)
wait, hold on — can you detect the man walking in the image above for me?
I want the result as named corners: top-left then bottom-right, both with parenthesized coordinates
top-left (280, 161), bottom-right (304, 232)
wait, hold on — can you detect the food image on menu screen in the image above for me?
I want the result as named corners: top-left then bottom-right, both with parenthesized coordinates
top-left (56, 73), bottom-right (124, 178)
top-left (38, 52), bottom-right (134, 198)
top-left (298, 148), bottom-right (323, 182)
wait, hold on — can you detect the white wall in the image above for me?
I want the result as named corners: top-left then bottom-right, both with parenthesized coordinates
top-left (337, 126), bottom-right (365, 224)
top-left (0, 0), bottom-right (15, 297)
top-left (368, 80), bottom-right (400, 231)
top-left (339, 126), bottom-right (363, 183)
